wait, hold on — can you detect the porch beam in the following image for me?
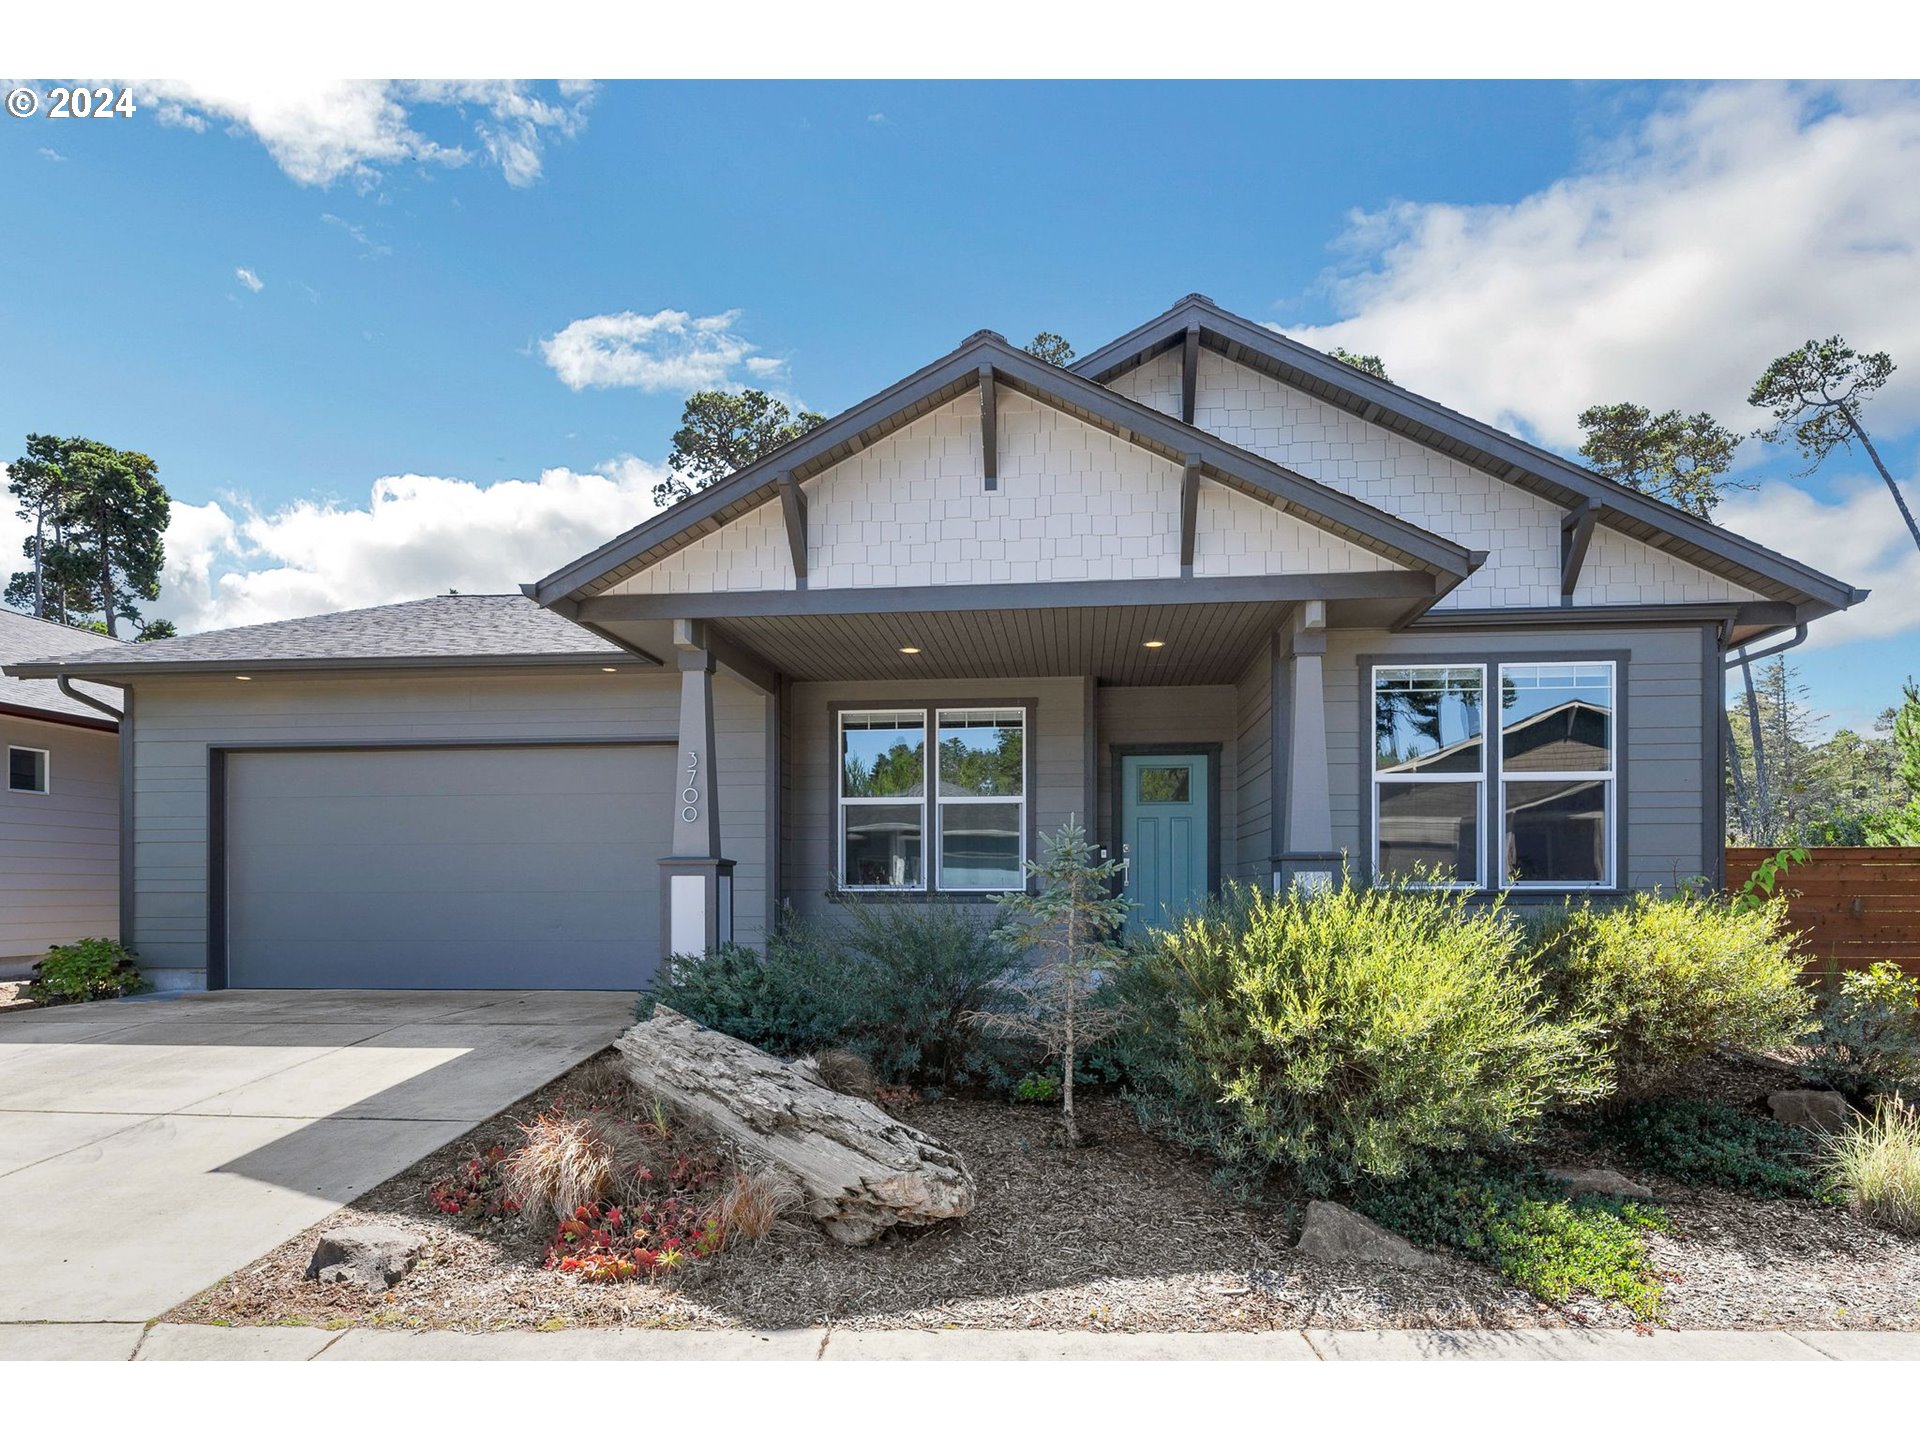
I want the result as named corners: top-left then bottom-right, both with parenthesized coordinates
top-left (700, 621), bottom-right (782, 695)
top-left (776, 472), bottom-right (808, 589)
top-left (1561, 499), bottom-right (1599, 600)
top-left (1179, 456), bottom-right (1201, 576)
top-left (1181, 324), bottom-right (1200, 424)
top-left (577, 570), bottom-right (1441, 623)
top-left (979, 365), bottom-right (998, 490)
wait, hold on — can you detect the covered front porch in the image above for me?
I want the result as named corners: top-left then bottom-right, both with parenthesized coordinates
top-left (578, 575), bottom-right (1422, 945)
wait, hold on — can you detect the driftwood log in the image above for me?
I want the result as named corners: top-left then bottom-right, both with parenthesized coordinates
top-left (615, 1006), bottom-right (974, 1244)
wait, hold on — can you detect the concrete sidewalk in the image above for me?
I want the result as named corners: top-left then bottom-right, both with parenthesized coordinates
top-left (4, 1323), bottom-right (1918, 1361)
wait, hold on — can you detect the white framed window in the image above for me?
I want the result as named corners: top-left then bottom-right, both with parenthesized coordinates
top-left (1499, 661), bottom-right (1616, 889)
top-left (935, 708), bottom-right (1026, 892)
top-left (839, 710), bottom-right (927, 889)
top-left (1371, 664), bottom-right (1486, 889)
top-left (836, 705), bottom-right (1029, 894)
top-left (7, 746), bottom-right (50, 795)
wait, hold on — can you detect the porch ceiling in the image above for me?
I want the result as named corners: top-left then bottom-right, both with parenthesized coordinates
top-left (605, 602), bottom-right (1296, 685)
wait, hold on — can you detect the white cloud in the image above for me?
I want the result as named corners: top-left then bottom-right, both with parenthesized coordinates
top-left (138, 80), bottom-right (595, 189)
top-left (867, 112), bottom-right (889, 125)
top-left (37, 147), bottom-right (65, 162)
top-left (540, 309), bottom-right (768, 393)
top-left (234, 266), bottom-right (263, 293)
top-left (320, 212), bottom-right (391, 256)
top-left (1716, 472), bottom-right (1920, 651)
top-left (156, 458), bottom-right (670, 634)
top-left (1285, 83), bottom-right (1920, 448)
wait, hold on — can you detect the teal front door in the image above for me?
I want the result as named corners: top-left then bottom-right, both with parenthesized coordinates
top-left (1119, 752), bottom-right (1212, 931)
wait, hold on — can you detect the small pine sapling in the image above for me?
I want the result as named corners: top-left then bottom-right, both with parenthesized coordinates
top-left (982, 819), bottom-right (1132, 1147)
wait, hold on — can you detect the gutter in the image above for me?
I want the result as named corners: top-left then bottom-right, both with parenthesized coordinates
top-left (1722, 624), bottom-right (1809, 670)
top-left (57, 675), bottom-right (123, 721)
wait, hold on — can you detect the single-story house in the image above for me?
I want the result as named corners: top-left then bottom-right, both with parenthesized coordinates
top-left (5, 295), bottom-right (1864, 992)
top-left (0, 609), bottom-right (127, 967)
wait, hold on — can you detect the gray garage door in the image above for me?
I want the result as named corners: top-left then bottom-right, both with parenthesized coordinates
top-left (224, 745), bottom-right (670, 990)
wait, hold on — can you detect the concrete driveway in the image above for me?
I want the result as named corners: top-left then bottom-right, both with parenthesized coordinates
top-left (0, 989), bottom-right (634, 1325)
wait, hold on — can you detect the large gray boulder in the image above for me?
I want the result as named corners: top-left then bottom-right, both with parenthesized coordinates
top-left (1546, 1166), bottom-right (1655, 1200)
top-left (1295, 1201), bottom-right (1445, 1271)
top-left (1767, 1089), bottom-right (1853, 1133)
top-left (306, 1225), bottom-right (424, 1289)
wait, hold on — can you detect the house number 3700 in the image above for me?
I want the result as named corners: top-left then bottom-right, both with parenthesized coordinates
top-left (681, 751), bottom-right (701, 822)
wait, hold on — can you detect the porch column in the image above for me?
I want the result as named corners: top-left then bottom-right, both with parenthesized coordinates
top-left (1275, 601), bottom-right (1339, 894)
top-left (660, 621), bottom-right (734, 958)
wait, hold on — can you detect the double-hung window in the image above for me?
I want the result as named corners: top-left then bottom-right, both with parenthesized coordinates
top-left (838, 706), bottom-right (1026, 893)
top-left (1498, 661), bottom-right (1615, 889)
top-left (1371, 665), bottom-right (1486, 888)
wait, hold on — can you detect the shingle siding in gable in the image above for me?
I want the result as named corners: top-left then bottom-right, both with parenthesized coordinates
top-left (1194, 480), bottom-right (1402, 577)
top-left (609, 499), bottom-right (796, 595)
top-left (1573, 528), bottom-right (1764, 605)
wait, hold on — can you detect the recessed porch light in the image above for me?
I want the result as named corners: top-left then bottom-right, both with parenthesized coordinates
top-left (899, 646), bottom-right (922, 655)
top-left (1142, 640), bottom-right (1166, 649)
top-left (601, 666), bottom-right (618, 672)
top-left (234, 674), bottom-right (252, 680)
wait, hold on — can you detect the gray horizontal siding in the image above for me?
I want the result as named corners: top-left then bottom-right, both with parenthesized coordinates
top-left (0, 714), bottom-right (119, 959)
top-left (1233, 645), bottom-right (1273, 884)
top-left (1325, 623), bottom-right (1713, 892)
top-left (128, 671), bottom-right (769, 981)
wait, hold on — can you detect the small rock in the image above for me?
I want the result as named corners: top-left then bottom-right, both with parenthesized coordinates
top-left (1295, 1200), bottom-right (1445, 1271)
top-left (305, 1225), bottom-right (424, 1289)
top-left (1767, 1089), bottom-right (1853, 1133)
top-left (1546, 1165), bottom-right (1655, 1200)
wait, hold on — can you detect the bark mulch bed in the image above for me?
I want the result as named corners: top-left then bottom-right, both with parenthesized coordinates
top-left (167, 1050), bottom-right (1920, 1334)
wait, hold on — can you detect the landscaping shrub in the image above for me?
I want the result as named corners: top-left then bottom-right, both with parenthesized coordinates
top-left (1117, 879), bottom-right (1608, 1195)
top-left (1534, 892), bottom-right (1811, 1095)
top-left (1356, 1155), bottom-right (1668, 1321)
top-left (644, 898), bottom-right (1018, 1087)
top-left (1586, 1099), bottom-right (1827, 1199)
top-left (25, 938), bottom-right (148, 1005)
top-left (1823, 1099), bottom-right (1920, 1235)
top-left (1801, 962), bottom-right (1920, 1098)
top-left (641, 939), bottom-right (838, 1057)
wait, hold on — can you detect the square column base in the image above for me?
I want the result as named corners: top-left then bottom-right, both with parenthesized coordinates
top-left (1273, 850), bottom-right (1345, 896)
top-left (660, 857), bottom-right (736, 958)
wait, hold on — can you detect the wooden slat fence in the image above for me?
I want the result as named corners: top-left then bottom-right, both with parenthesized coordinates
top-left (1725, 846), bottom-right (1920, 978)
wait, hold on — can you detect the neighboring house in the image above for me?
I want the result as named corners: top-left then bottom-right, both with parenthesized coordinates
top-left (5, 295), bottom-right (1865, 993)
top-left (0, 609), bottom-right (127, 965)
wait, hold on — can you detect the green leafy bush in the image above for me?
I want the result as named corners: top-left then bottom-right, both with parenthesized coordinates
top-left (1801, 962), bottom-right (1920, 1098)
top-left (1356, 1156), bottom-right (1668, 1321)
top-left (643, 897), bottom-right (1017, 1087)
top-left (1117, 880), bottom-right (1608, 1195)
top-left (25, 938), bottom-right (149, 1005)
top-left (1587, 1098), bottom-right (1827, 1198)
top-left (1534, 892), bottom-right (1811, 1095)
top-left (1824, 1099), bottom-right (1920, 1235)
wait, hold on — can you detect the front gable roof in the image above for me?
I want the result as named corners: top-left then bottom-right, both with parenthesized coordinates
top-left (527, 330), bottom-right (1481, 606)
top-left (1073, 294), bottom-right (1864, 617)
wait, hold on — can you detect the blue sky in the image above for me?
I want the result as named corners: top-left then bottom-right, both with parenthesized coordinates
top-left (2, 79), bottom-right (1915, 730)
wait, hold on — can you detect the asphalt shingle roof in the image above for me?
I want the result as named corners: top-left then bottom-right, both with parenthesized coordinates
top-left (0, 608), bottom-right (127, 723)
top-left (2, 594), bottom-right (626, 677)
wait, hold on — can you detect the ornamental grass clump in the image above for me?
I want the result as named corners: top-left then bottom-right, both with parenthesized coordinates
top-left (1824, 1099), bottom-right (1920, 1235)
top-left (1535, 892), bottom-right (1811, 1096)
top-left (504, 1112), bottom-right (650, 1227)
top-left (1120, 878), bottom-right (1608, 1195)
